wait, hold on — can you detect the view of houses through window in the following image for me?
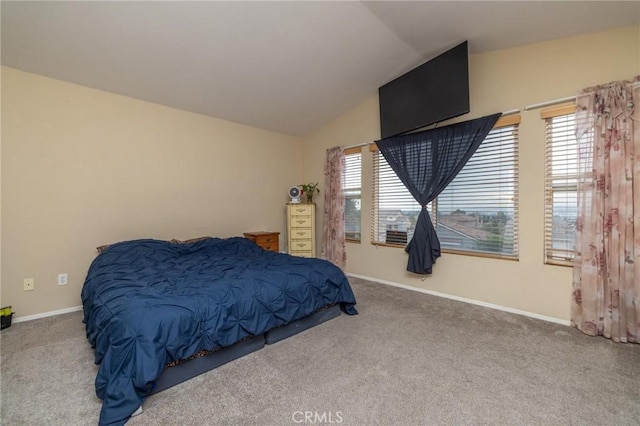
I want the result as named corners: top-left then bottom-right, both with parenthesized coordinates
top-left (371, 119), bottom-right (520, 258)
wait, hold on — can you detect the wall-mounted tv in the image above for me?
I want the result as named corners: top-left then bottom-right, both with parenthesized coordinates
top-left (379, 41), bottom-right (469, 139)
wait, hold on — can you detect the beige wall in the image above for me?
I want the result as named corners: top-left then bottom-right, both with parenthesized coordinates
top-left (2, 26), bottom-right (638, 321)
top-left (1, 67), bottom-right (302, 317)
top-left (302, 26), bottom-right (640, 321)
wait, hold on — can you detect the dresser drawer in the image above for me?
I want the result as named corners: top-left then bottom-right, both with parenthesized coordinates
top-left (290, 240), bottom-right (313, 251)
top-left (289, 204), bottom-right (314, 216)
top-left (255, 234), bottom-right (278, 245)
top-left (259, 242), bottom-right (279, 252)
top-left (289, 216), bottom-right (313, 228)
top-left (243, 231), bottom-right (279, 253)
top-left (290, 251), bottom-right (314, 258)
top-left (287, 202), bottom-right (315, 258)
top-left (290, 229), bottom-right (313, 240)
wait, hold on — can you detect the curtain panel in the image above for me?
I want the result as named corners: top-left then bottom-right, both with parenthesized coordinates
top-left (571, 76), bottom-right (639, 343)
top-left (321, 147), bottom-right (346, 269)
top-left (376, 113), bottom-right (502, 274)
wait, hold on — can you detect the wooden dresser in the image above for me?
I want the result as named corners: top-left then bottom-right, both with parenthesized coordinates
top-left (287, 203), bottom-right (315, 257)
top-left (243, 231), bottom-right (280, 252)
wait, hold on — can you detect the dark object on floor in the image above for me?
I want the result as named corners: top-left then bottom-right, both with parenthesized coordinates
top-left (1, 306), bottom-right (13, 330)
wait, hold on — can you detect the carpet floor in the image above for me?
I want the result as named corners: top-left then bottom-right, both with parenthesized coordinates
top-left (1, 277), bottom-right (639, 425)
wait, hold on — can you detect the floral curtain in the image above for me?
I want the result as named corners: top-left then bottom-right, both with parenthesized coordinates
top-left (321, 147), bottom-right (346, 269)
top-left (571, 76), bottom-right (640, 343)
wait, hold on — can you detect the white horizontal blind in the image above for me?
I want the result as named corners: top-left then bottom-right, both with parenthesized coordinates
top-left (371, 116), bottom-right (519, 258)
top-left (370, 150), bottom-right (426, 245)
top-left (543, 105), bottom-right (578, 264)
top-left (343, 151), bottom-right (362, 241)
top-left (436, 124), bottom-right (519, 257)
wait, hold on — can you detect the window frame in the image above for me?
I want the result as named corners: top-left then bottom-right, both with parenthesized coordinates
top-left (369, 115), bottom-right (520, 260)
top-left (542, 103), bottom-right (578, 267)
top-left (343, 146), bottom-right (362, 243)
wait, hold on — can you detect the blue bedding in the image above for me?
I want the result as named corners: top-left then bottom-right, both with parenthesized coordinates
top-left (82, 237), bottom-right (357, 425)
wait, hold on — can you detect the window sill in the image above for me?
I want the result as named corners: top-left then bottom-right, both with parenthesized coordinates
top-left (371, 242), bottom-right (405, 249)
top-left (545, 259), bottom-right (574, 267)
top-left (371, 241), bottom-right (519, 261)
top-left (442, 248), bottom-right (518, 261)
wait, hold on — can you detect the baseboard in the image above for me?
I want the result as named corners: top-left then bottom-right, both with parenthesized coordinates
top-left (13, 305), bottom-right (83, 323)
top-left (347, 273), bottom-right (571, 326)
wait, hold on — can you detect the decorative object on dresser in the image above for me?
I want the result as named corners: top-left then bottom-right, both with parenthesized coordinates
top-left (287, 203), bottom-right (316, 257)
top-left (299, 182), bottom-right (320, 203)
top-left (243, 231), bottom-right (280, 252)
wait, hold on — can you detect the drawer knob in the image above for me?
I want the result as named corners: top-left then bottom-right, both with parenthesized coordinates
top-left (296, 220), bottom-right (305, 224)
top-left (297, 232), bottom-right (305, 236)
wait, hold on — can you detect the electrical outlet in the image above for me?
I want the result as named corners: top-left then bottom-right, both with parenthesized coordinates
top-left (58, 273), bottom-right (68, 286)
top-left (24, 278), bottom-right (35, 291)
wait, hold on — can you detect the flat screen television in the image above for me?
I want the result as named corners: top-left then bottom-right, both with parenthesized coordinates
top-left (379, 41), bottom-right (469, 139)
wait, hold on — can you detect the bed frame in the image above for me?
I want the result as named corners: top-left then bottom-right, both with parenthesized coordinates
top-left (150, 304), bottom-right (342, 395)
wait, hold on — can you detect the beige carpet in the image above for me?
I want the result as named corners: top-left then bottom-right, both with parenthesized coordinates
top-left (2, 277), bottom-right (639, 425)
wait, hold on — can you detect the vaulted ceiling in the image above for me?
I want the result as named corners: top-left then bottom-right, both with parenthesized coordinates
top-left (2, 1), bottom-right (638, 136)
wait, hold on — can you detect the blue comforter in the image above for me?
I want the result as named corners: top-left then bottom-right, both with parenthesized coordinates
top-left (82, 237), bottom-right (357, 425)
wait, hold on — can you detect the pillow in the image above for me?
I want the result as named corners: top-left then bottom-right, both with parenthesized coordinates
top-left (97, 236), bottom-right (213, 253)
top-left (96, 244), bottom-right (110, 254)
top-left (171, 236), bottom-right (212, 244)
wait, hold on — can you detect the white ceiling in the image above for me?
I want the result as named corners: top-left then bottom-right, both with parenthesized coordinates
top-left (2, 1), bottom-right (639, 137)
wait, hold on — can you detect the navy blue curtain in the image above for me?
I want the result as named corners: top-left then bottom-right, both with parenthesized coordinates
top-left (376, 113), bottom-right (502, 274)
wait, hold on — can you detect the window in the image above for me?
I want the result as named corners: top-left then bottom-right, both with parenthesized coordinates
top-left (543, 103), bottom-right (578, 265)
top-left (371, 115), bottom-right (520, 258)
top-left (343, 147), bottom-right (362, 242)
top-left (370, 148), bottom-right (425, 245)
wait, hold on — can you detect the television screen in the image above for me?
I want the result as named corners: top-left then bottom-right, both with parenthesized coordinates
top-left (379, 41), bottom-right (469, 139)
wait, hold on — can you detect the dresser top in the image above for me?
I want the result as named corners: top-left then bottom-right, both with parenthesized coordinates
top-left (243, 231), bottom-right (280, 237)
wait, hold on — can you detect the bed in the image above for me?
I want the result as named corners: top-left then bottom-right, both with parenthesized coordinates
top-left (81, 237), bottom-right (357, 426)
